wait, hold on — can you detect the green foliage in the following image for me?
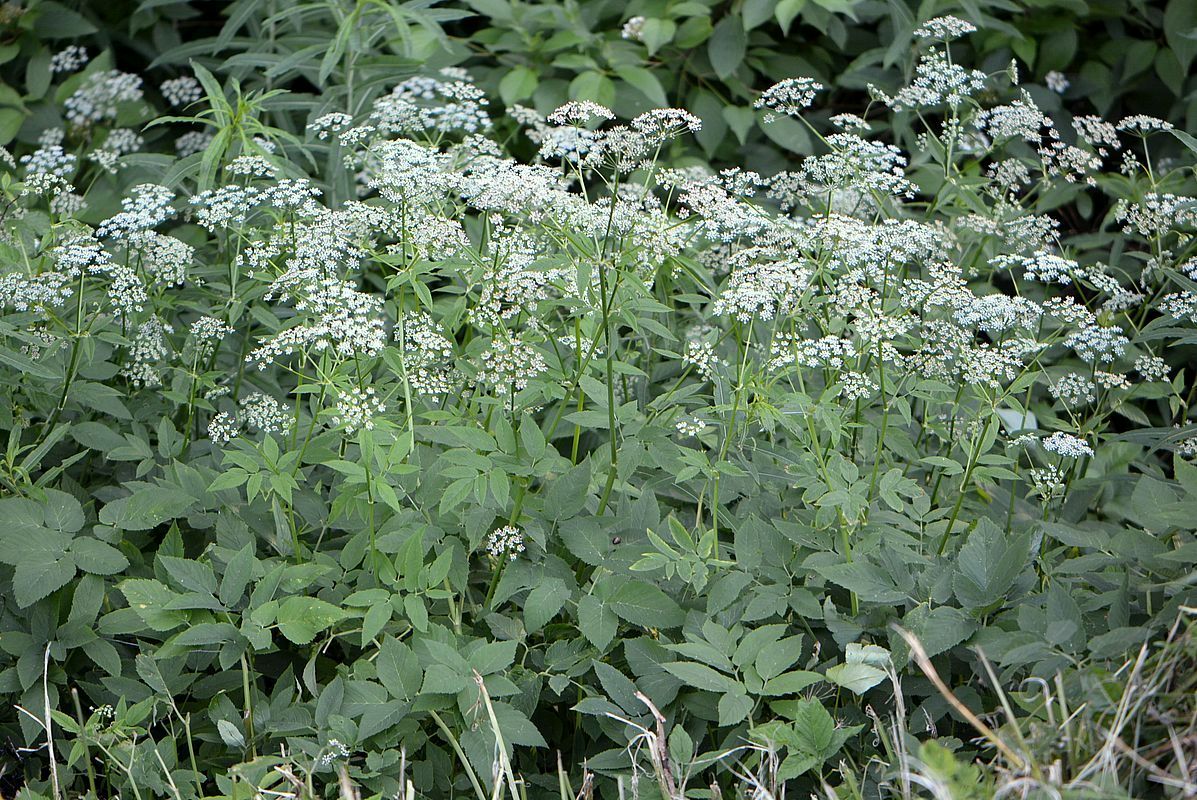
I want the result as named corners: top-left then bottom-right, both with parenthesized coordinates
top-left (0, 2), bottom-right (1195, 800)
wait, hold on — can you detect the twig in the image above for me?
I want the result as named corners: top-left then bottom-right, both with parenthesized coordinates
top-left (43, 645), bottom-right (62, 800)
top-left (635, 691), bottom-right (679, 800)
top-left (893, 626), bottom-right (1028, 771)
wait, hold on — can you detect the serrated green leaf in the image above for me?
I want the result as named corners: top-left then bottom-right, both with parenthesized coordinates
top-left (610, 580), bottom-right (684, 629)
top-left (276, 596), bottom-right (347, 645)
top-left (70, 538), bottom-right (129, 575)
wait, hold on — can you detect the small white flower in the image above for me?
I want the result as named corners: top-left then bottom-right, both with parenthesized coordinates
top-left (240, 392), bottom-right (293, 435)
top-left (631, 109), bottom-right (702, 141)
top-left (1042, 432), bottom-right (1094, 459)
top-left (478, 335), bottom-right (547, 393)
top-left (622, 16), bottom-right (646, 41)
top-left (208, 411), bottom-right (240, 445)
top-left (308, 112), bottom-right (354, 139)
top-left (755, 77), bottom-right (823, 120)
top-left (64, 71), bottom-right (144, 127)
top-left (548, 101), bottom-right (615, 127)
top-left (914, 15), bottom-right (976, 41)
top-left (1029, 464), bottom-right (1067, 500)
top-left (486, 525), bottom-right (526, 560)
top-left (1045, 71), bottom-right (1069, 94)
top-left (176, 131), bottom-right (215, 158)
top-left (319, 739), bottom-right (351, 768)
top-left (189, 315), bottom-right (232, 357)
top-left (227, 155), bottom-right (277, 178)
top-left (839, 371), bottom-right (877, 401)
top-left (50, 46), bottom-right (88, 74)
top-left (160, 76), bottom-right (203, 107)
top-left (1134, 354), bottom-right (1169, 382)
top-left (1116, 115), bottom-right (1173, 134)
top-left (1095, 371), bottom-right (1131, 391)
top-left (1049, 373), bottom-right (1095, 407)
top-left (684, 339), bottom-right (720, 381)
top-left (333, 386), bottom-right (386, 434)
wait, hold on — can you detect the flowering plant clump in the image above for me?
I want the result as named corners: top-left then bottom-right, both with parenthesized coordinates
top-left (0, 13), bottom-right (1195, 800)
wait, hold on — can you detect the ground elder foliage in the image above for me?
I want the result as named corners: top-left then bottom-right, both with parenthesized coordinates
top-left (1, 4), bottom-right (1197, 800)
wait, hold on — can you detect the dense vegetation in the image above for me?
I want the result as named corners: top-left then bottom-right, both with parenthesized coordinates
top-left (0, 1), bottom-right (1196, 799)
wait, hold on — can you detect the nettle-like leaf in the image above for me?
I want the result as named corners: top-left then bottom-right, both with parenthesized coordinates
top-left (276, 596), bottom-right (348, 645)
top-left (825, 643), bottom-right (890, 695)
top-left (609, 579), bottom-right (686, 629)
top-left (953, 520), bottom-right (1034, 612)
top-left (99, 484), bottom-right (196, 531)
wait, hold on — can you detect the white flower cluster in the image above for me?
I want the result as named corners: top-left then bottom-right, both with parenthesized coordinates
top-left (478, 335), bottom-right (547, 393)
top-left (397, 311), bottom-right (457, 397)
top-left (976, 93), bottom-right (1048, 143)
top-left (1115, 193), bottom-right (1197, 237)
top-left (333, 386), bottom-right (386, 434)
top-left (190, 316), bottom-right (232, 358)
top-left (160, 76), bottom-right (203, 107)
top-left (622, 16), bottom-right (646, 41)
top-left (684, 337), bottom-right (720, 381)
top-left (176, 131), bottom-right (214, 157)
top-left (1064, 325), bottom-right (1129, 365)
top-left (16, 49), bottom-right (1191, 522)
top-left (631, 108), bottom-right (702, 142)
top-left (319, 740), bottom-right (352, 768)
top-left (1134, 354), bottom-right (1169, 382)
top-left (485, 525), bottom-right (526, 560)
top-left (228, 155), bottom-right (276, 178)
top-left (713, 256), bottom-right (812, 322)
top-left (208, 411), bottom-right (240, 445)
top-left (874, 48), bottom-right (986, 110)
top-left (548, 101), bottom-right (615, 127)
top-left (754, 78), bottom-right (823, 121)
top-left (1116, 115), bottom-right (1173, 134)
top-left (994, 250), bottom-right (1079, 285)
top-left (1042, 432), bottom-right (1094, 459)
top-left (240, 392), bottom-right (294, 435)
top-left (122, 317), bottom-right (173, 387)
top-left (98, 184), bottom-right (176, 238)
top-left (128, 231), bottom-right (192, 286)
top-left (308, 112), bottom-right (354, 139)
top-left (1049, 373), bottom-right (1096, 407)
top-left (371, 71), bottom-right (491, 135)
top-left (250, 278), bottom-right (387, 368)
top-left (21, 144), bottom-right (76, 177)
top-left (64, 71), bottom-right (144, 127)
top-left (49, 46), bottom-right (88, 73)
top-left (914, 15), bottom-right (976, 40)
top-left (1045, 71), bottom-right (1069, 93)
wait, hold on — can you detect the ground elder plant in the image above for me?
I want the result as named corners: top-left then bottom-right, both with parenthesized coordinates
top-left (1, 13), bottom-right (1197, 800)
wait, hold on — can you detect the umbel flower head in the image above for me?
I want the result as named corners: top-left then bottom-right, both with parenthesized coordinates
top-left (754, 77), bottom-right (823, 122)
top-left (914, 15), bottom-right (977, 41)
top-left (486, 525), bottom-right (526, 560)
top-left (333, 386), bottom-right (386, 434)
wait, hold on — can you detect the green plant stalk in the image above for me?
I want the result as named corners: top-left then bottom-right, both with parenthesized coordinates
top-left (429, 709), bottom-right (487, 800)
top-left (181, 712), bottom-right (200, 794)
top-left (240, 653), bottom-right (257, 758)
top-left (474, 672), bottom-right (520, 800)
top-left (42, 269), bottom-right (88, 438)
top-left (70, 688), bottom-right (98, 799)
top-left (936, 415), bottom-right (995, 556)
top-left (865, 404), bottom-right (890, 504)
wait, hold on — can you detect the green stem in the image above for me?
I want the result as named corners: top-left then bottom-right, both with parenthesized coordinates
top-left (936, 416), bottom-right (994, 555)
top-left (429, 710), bottom-right (487, 800)
top-left (240, 653), bottom-right (256, 758)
